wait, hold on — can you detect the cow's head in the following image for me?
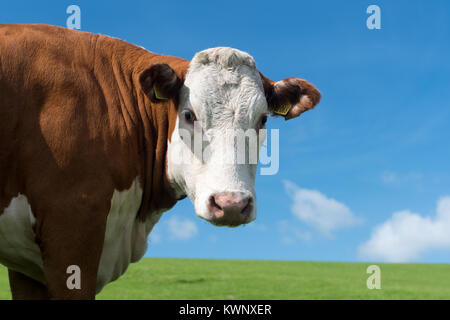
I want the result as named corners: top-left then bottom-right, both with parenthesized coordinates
top-left (140, 47), bottom-right (320, 227)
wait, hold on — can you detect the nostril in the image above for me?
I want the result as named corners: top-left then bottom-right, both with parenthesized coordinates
top-left (209, 195), bottom-right (222, 210)
top-left (241, 197), bottom-right (253, 216)
top-left (209, 195), bottom-right (225, 219)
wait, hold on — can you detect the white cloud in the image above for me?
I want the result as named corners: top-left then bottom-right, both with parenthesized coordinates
top-left (284, 180), bottom-right (362, 236)
top-left (358, 196), bottom-right (450, 262)
top-left (166, 216), bottom-right (198, 240)
top-left (149, 228), bottom-right (162, 244)
top-left (277, 220), bottom-right (311, 244)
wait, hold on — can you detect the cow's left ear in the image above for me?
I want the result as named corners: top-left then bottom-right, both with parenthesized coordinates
top-left (140, 63), bottom-right (183, 102)
top-left (259, 73), bottom-right (321, 120)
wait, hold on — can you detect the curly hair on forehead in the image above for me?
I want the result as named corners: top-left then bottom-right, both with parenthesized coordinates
top-left (190, 47), bottom-right (257, 70)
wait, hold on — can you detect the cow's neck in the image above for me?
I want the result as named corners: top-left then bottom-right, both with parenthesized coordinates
top-left (128, 51), bottom-right (189, 221)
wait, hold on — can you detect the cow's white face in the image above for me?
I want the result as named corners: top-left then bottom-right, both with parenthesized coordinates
top-left (140, 47), bottom-right (321, 227)
top-left (167, 48), bottom-right (268, 227)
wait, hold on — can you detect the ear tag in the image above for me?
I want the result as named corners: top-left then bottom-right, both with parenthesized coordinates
top-left (273, 104), bottom-right (291, 116)
top-left (153, 84), bottom-right (168, 100)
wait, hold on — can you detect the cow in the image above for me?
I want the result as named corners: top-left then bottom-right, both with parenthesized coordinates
top-left (0, 24), bottom-right (321, 299)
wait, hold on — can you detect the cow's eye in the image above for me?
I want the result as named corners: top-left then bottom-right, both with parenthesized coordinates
top-left (258, 114), bottom-right (268, 128)
top-left (183, 110), bottom-right (196, 123)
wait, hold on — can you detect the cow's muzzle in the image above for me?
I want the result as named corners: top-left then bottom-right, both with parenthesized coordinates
top-left (207, 192), bottom-right (253, 227)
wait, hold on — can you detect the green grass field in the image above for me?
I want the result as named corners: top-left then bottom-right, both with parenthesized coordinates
top-left (0, 258), bottom-right (449, 299)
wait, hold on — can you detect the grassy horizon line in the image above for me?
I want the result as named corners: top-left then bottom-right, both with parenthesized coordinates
top-left (1, 258), bottom-right (449, 300)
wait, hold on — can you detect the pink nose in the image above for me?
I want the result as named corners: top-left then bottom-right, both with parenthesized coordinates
top-left (208, 192), bottom-right (253, 226)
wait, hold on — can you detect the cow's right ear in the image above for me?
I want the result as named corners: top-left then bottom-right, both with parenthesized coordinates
top-left (140, 63), bottom-right (183, 102)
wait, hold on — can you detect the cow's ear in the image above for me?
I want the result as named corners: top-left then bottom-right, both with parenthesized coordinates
top-left (259, 73), bottom-right (321, 120)
top-left (140, 63), bottom-right (183, 102)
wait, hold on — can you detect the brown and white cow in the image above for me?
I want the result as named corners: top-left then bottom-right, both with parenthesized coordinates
top-left (0, 24), bottom-right (320, 299)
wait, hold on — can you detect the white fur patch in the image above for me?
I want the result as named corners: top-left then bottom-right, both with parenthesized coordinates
top-left (0, 195), bottom-right (44, 283)
top-left (96, 178), bottom-right (162, 292)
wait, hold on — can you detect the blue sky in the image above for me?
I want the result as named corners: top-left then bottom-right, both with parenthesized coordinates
top-left (2, 0), bottom-right (450, 263)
